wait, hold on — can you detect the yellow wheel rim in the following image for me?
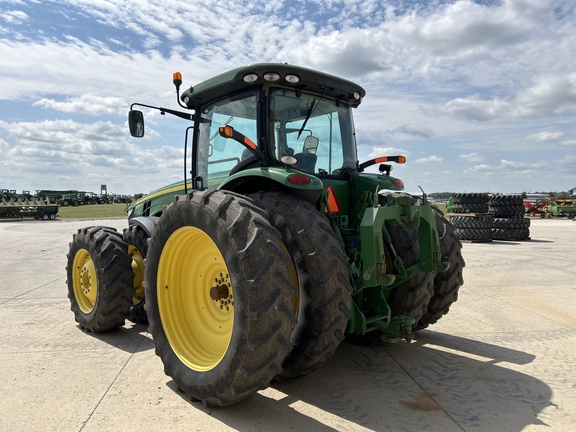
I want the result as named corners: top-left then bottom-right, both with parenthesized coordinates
top-left (72, 248), bottom-right (97, 313)
top-left (157, 227), bottom-right (234, 371)
top-left (128, 245), bottom-right (145, 305)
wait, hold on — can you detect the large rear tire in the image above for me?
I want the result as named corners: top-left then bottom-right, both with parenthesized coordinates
top-left (66, 226), bottom-right (134, 332)
top-left (250, 191), bottom-right (352, 381)
top-left (415, 208), bottom-right (465, 330)
top-left (145, 190), bottom-right (297, 407)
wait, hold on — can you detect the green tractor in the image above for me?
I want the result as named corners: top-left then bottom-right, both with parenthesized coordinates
top-left (66, 64), bottom-right (464, 407)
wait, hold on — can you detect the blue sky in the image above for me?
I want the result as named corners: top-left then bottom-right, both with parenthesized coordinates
top-left (1, 0), bottom-right (575, 195)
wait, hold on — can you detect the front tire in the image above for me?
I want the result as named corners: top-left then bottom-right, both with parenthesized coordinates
top-left (66, 226), bottom-right (134, 332)
top-left (415, 208), bottom-right (465, 330)
top-left (145, 190), bottom-right (297, 407)
top-left (123, 225), bottom-right (149, 324)
top-left (385, 222), bottom-right (435, 323)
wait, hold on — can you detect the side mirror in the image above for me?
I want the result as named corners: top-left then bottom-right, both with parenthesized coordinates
top-left (128, 110), bottom-right (145, 137)
top-left (213, 134), bottom-right (227, 152)
top-left (303, 135), bottom-right (319, 154)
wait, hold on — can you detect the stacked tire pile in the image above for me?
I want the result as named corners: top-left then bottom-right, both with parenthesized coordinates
top-left (450, 193), bottom-right (493, 242)
top-left (488, 194), bottom-right (530, 240)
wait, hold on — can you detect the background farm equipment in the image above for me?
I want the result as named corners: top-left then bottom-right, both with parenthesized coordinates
top-left (541, 200), bottom-right (576, 219)
top-left (113, 195), bottom-right (131, 203)
top-left (0, 189), bottom-right (18, 202)
top-left (0, 196), bottom-right (58, 220)
top-left (523, 199), bottom-right (548, 217)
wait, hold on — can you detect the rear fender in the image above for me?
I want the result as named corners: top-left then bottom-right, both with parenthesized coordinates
top-left (218, 167), bottom-right (324, 205)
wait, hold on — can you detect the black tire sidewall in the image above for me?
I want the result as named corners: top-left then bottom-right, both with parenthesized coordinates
top-left (123, 225), bottom-right (150, 322)
top-left (144, 190), bottom-right (295, 405)
top-left (145, 198), bottom-right (249, 393)
top-left (66, 226), bottom-right (133, 332)
top-left (249, 191), bottom-right (352, 380)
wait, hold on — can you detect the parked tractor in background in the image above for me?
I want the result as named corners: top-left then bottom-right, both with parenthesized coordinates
top-left (60, 192), bottom-right (87, 206)
top-left (66, 64), bottom-right (465, 407)
top-left (114, 195), bottom-right (131, 203)
top-left (0, 189), bottom-right (18, 202)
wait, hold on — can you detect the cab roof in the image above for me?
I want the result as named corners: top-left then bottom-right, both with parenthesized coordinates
top-left (180, 63), bottom-right (366, 108)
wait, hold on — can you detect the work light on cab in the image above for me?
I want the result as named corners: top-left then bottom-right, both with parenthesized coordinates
top-left (285, 74), bottom-right (299, 83)
top-left (263, 72), bottom-right (280, 82)
top-left (243, 73), bottom-right (258, 83)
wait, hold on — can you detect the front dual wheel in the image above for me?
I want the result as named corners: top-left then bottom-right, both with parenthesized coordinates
top-left (145, 190), bottom-right (297, 407)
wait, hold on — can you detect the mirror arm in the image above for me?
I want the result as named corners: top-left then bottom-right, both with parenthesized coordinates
top-left (358, 155), bottom-right (406, 172)
top-left (218, 126), bottom-right (266, 162)
top-left (130, 103), bottom-right (194, 122)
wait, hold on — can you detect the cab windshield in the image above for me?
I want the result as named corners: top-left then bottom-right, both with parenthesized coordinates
top-left (269, 88), bottom-right (357, 175)
top-left (197, 93), bottom-right (257, 187)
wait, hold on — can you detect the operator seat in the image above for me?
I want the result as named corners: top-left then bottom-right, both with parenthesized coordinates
top-left (294, 152), bottom-right (317, 173)
top-left (229, 149), bottom-right (259, 176)
top-left (294, 135), bottom-right (319, 173)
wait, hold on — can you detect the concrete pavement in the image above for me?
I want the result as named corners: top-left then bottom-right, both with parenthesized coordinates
top-left (1, 217), bottom-right (575, 431)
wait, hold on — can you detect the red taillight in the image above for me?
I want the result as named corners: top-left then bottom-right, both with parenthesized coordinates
top-left (394, 179), bottom-right (404, 188)
top-left (287, 174), bottom-right (311, 185)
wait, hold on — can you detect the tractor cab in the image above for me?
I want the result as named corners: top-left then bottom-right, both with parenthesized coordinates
top-left (129, 64), bottom-right (405, 207)
top-left (193, 85), bottom-right (358, 187)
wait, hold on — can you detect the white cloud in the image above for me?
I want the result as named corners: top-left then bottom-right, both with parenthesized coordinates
top-left (391, 124), bottom-right (434, 139)
top-left (459, 152), bottom-right (483, 162)
top-left (557, 154), bottom-right (576, 175)
top-left (413, 155), bottom-right (443, 164)
top-left (511, 74), bottom-right (576, 118)
top-left (442, 95), bottom-right (510, 121)
top-left (561, 140), bottom-right (576, 147)
top-left (440, 72), bottom-right (576, 122)
top-left (0, 137), bottom-right (9, 151)
top-left (368, 146), bottom-right (412, 158)
top-left (33, 94), bottom-right (127, 116)
top-left (278, 27), bottom-right (392, 78)
top-left (0, 10), bottom-right (28, 24)
top-left (527, 131), bottom-right (565, 142)
top-left (0, 118), bottom-right (183, 192)
top-left (463, 159), bottom-right (545, 179)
